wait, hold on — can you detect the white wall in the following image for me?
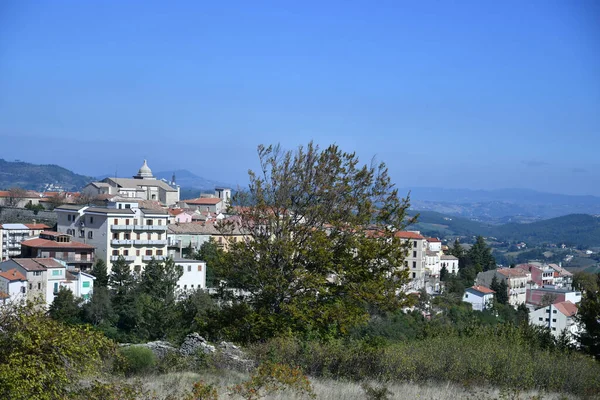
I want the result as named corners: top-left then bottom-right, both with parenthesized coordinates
top-left (176, 260), bottom-right (207, 292)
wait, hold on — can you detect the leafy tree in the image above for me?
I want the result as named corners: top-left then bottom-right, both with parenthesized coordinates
top-left (439, 265), bottom-right (449, 282)
top-left (137, 257), bottom-right (183, 340)
top-left (516, 302), bottom-right (529, 325)
top-left (91, 258), bottom-right (109, 288)
top-left (174, 288), bottom-right (218, 340)
top-left (108, 256), bottom-right (138, 335)
top-left (573, 271), bottom-right (599, 293)
top-left (6, 187), bottom-right (27, 207)
top-left (194, 238), bottom-right (226, 288)
top-left (576, 273), bottom-right (600, 359)
top-left (81, 286), bottom-right (115, 328)
top-left (109, 256), bottom-right (135, 295)
top-left (539, 292), bottom-right (558, 307)
top-left (216, 142), bottom-right (414, 341)
top-left (0, 301), bottom-right (114, 399)
top-left (497, 280), bottom-right (509, 305)
top-left (445, 275), bottom-right (465, 295)
top-left (48, 287), bottom-right (83, 325)
top-left (449, 239), bottom-right (464, 259)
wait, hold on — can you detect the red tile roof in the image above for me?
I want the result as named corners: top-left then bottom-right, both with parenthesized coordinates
top-left (394, 231), bottom-right (425, 239)
top-left (183, 198), bottom-right (223, 205)
top-left (21, 238), bottom-right (94, 249)
top-left (426, 237), bottom-right (441, 242)
top-left (24, 224), bottom-right (51, 230)
top-left (470, 285), bottom-right (495, 294)
top-left (497, 268), bottom-right (527, 278)
top-left (169, 208), bottom-right (185, 216)
top-left (554, 301), bottom-right (577, 317)
top-left (0, 268), bottom-right (27, 281)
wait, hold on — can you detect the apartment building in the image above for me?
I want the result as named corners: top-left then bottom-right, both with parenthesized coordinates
top-left (530, 301), bottom-right (579, 341)
top-left (477, 268), bottom-right (529, 307)
top-left (395, 231), bottom-right (427, 288)
top-left (0, 223), bottom-right (51, 261)
top-left (55, 201), bottom-right (169, 274)
top-left (21, 231), bottom-right (95, 271)
top-left (0, 268), bottom-right (27, 304)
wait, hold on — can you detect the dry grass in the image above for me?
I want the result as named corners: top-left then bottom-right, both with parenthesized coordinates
top-left (126, 371), bottom-right (577, 400)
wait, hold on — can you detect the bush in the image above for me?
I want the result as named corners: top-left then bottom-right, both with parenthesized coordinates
top-left (117, 346), bottom-right (157, 376)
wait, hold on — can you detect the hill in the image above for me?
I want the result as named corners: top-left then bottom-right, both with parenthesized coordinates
top-left (154, 169), bottom-right (233, 192)
top-left (403, 187), bottom-right (600, 221)
top-left (408, 210), bottom-right (600, 248)
top-left (0, 159), bottom-right (94, 191)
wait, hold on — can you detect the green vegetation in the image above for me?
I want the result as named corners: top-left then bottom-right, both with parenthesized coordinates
top-left (117, 346), bottom-right (157, 376)
top-left (0, 158), bottom-right (93, 191)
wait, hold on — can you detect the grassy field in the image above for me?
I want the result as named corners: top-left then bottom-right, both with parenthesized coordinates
top-left (123, 371), bottom-right (577, 400)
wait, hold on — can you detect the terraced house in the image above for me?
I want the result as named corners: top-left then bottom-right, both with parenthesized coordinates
top-left (55, 200), bottom-right (169, 274)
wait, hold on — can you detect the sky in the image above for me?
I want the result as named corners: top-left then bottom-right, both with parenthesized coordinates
top-left (1, 1), bottom-right (599, 195)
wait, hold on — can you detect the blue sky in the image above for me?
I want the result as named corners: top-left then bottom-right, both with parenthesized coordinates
top-left (1, 1), bottom-right (599, 195)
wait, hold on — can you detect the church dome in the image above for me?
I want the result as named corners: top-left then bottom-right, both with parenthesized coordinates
top-left (135, 159), bottom-right (154, 179)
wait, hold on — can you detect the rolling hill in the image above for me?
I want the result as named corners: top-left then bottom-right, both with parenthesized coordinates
top-left (408, 210), bottom-right (600, 248)
top-left (0, 159), bottom-right (94, 191)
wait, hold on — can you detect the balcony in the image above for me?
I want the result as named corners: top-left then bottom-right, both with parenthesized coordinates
top-left (142, 255), bottom-right (165, 261)
top-left (111, 225), bottom-right (134, 231)
top-left (134, 225), bottom-right (168, 231)
top-left (110, 255), bottom-right (136, 262)
top-left (111, 239), bottom-right (133, 245)
top-left (133, 239), bottom-right (167, 246)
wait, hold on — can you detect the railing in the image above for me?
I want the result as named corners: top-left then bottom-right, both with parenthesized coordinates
top-left (110, 255), bottom-right (136, 262)
top-left (134, 225), bottom-right (168, 231)
top-left (111, 225), bottom-right (134, 231)
top-left (41, 254), bottom-right (95, 263)
top-left (133, 239), bottom-right (167, 245)
top-left (111, 239), bottom-right (133, 245)
top-left (142, 255), bottom-right (165, 261)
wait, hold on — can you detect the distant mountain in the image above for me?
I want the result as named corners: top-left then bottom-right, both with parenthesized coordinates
top-left (401, 187), bottom-right (600, 221)
top-left (0, 159), bottom-right (94, 191)
top-left (408, 210), bottom-right (600, 248)
top-left (154, 169), bottom-right (233, 192)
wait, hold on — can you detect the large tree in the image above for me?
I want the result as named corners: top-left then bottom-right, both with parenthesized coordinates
top-left (577, 273), bottom-right (600, 359)
top-left (215, 142), bottom-right (414, 341)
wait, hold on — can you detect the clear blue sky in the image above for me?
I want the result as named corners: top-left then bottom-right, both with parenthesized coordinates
top-left (1, 1), bottom-right (599, 195)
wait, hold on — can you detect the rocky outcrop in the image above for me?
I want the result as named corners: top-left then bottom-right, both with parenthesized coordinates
top-left (216, 340), bottom-right (255, 372)
top-left (179, 333), bottom-right (216, 356)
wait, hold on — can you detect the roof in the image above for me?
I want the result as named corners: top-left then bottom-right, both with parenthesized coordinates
top-left (0, 223), bottom-right (29, 230)
top-left (140, 208), bottom-right (168, 215)
top-left (85, 207), bottom-right (136, 215)
top-left (441, 255), bottom-right (458, 260)
top-left (103, 177), bottom-right (177, 192)
top-left (554, 301), bottom-right (578, 317)
top-left (0, 268), bottom-right (27, 281)
top-left (426, 250), bottom-right (439, 257)
top-left (169, 208), bottom-right (185, 216)
top-left (548, 263), bottom-right (573, 277)
top-left (31, 258), bottom-right (65, 269)
top-left (469, 285), bottom-right (495, 295)
top-left (10, 258), bottom-right (47, 271)
top-left (426, 237), bottom-right (441, 242)
top-left (394, 231), bottom-right (425, 240)
top-left (55, 204), bottom-right (86, 211)
top-left (182, 197), bottom-right (223, 205)
top-left (0, 190), bottom-right (40, 198)
top-left (24, 223), bottom-right (51, 230)
top-left (497, 268), bottom-right (527, 278)
top-left (21, 237), bottom-right (94, 249)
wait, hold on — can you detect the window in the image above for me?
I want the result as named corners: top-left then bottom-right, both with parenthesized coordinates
top-left (545, 318), bottom-right (549, 322)
top-left (552, 327), bottom-right (556, 331)
top-left (146, 219), bottom-right (153, 225)
top-left (114, 219), bottom-right (118, 225)
top-left (126, 219), bottom-right (130, 225)
top-left (413, 251), bottom-right (417, 258)
top-left (29, 283), bottom-right (32, 290)
top-left (553, 310), bottom-right (557, 314)
top-left (134, 265), bottom-right (141, 273)
top-left (90, 217), bottom-right (94, 224)
top-left (188, 265), bottom-right (192, 272)
top-left (539, 317), bottom-right (543, 321)
top-left (136, 250), bottom-right (140, 256)
top-left (82, 281), bottom-right (90, 288)
top-left (52, 269), bottom-right (62, 276)
top-left (38, 283), bottom-right (41, 290)
top-left (124, 233), bottom-right (130, 240)
top-left (123, 250), bottom-right (129, 256)
top-left (191, 284), bottom-right (194, 288)
top-left (465, 294), bottom-right (468, 298)
top-left (552, 319), bottom-right (556, 322)
top-left (125, 204), bottom-right (131, 209)
top-left (184, 285), bottom-right (187, 290)
top-left (198, 265), bottom-right (202, 272)
top-left (88, 231), bottom-right (93, 239)
top-left (413, 241), bottom-right (417, 248)
top-left (53, 282), bottom-right (59, 293)
top-left (412, 261), bottom-right (416, 269)
top-left (146, 250), bottom-right (152, 256)
top-left (34, 271), bottom-right (41, 276)
top-left (157, 233), bottom-right (162, 239)
top-left (79, 230), bottom-right (85, 238)
top-left (112, 250), bottom-right (119, 256)
top-left (21, 286), bottom-right (26, 293)
top-left (68, 215), bottom-right (72, 222)
top-left (113, 233), bottom-right (119, 240)
top-left (412, 273), bottom-right (416, 278)
top-left (137, 233), bottom-right (141, 239)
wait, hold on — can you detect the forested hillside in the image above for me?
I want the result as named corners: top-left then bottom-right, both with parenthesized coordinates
top-left (0, 159), bottom-right (93, 191)
top-left (409, 211), bottom-right (600, 248)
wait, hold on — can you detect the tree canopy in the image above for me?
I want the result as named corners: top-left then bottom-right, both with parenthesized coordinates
top-left (213, 142), bottom-right (414, 341)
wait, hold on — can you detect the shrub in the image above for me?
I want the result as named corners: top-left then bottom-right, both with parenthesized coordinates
top-left (117, 346), bottom-right (157, 376)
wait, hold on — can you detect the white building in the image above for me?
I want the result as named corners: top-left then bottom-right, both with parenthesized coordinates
top-left (178, 187), bottom-right (232, 214)
top-left (82, 160), bottom-right (180, 206)
top-left (463, 285), bottom-right (495, 311)
top-left (440, 255), bottom-right (459, 275)
top-left (395, 231), bottom-right (427, 289)
top-left (174, 258), bottom-right (207, 292)
top-left (0, 223), bottom-right (52, 261)
top-left (529, 301), bottom-right (579, 341)
top-left (0, 268), bottom-right (27, 304)
top-left (0, 258), bottom-right (93, 306)
top-left (55, 202), bottom-right (169, 274)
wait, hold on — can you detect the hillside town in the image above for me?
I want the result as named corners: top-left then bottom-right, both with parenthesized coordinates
top-left (0, 159), bottom-right (591, 348)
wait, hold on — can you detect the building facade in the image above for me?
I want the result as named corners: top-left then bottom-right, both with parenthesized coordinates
top-left (463, 285), bottom-right (495, 311)
top-left (20, 231), bottom-right (95, 271)
top-left (529, 301), bottom-right (579, 341)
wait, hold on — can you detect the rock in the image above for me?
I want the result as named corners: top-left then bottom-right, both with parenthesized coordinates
top-left (122, 341), bottom-right (177, 360)
top-left (217, 340), bottom-right (255, 372)
top-left (180, 332), bottom-right (216, 356)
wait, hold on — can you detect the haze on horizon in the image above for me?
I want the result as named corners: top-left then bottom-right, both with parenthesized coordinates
top-left (1, 1), bottom-right (599, 196)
